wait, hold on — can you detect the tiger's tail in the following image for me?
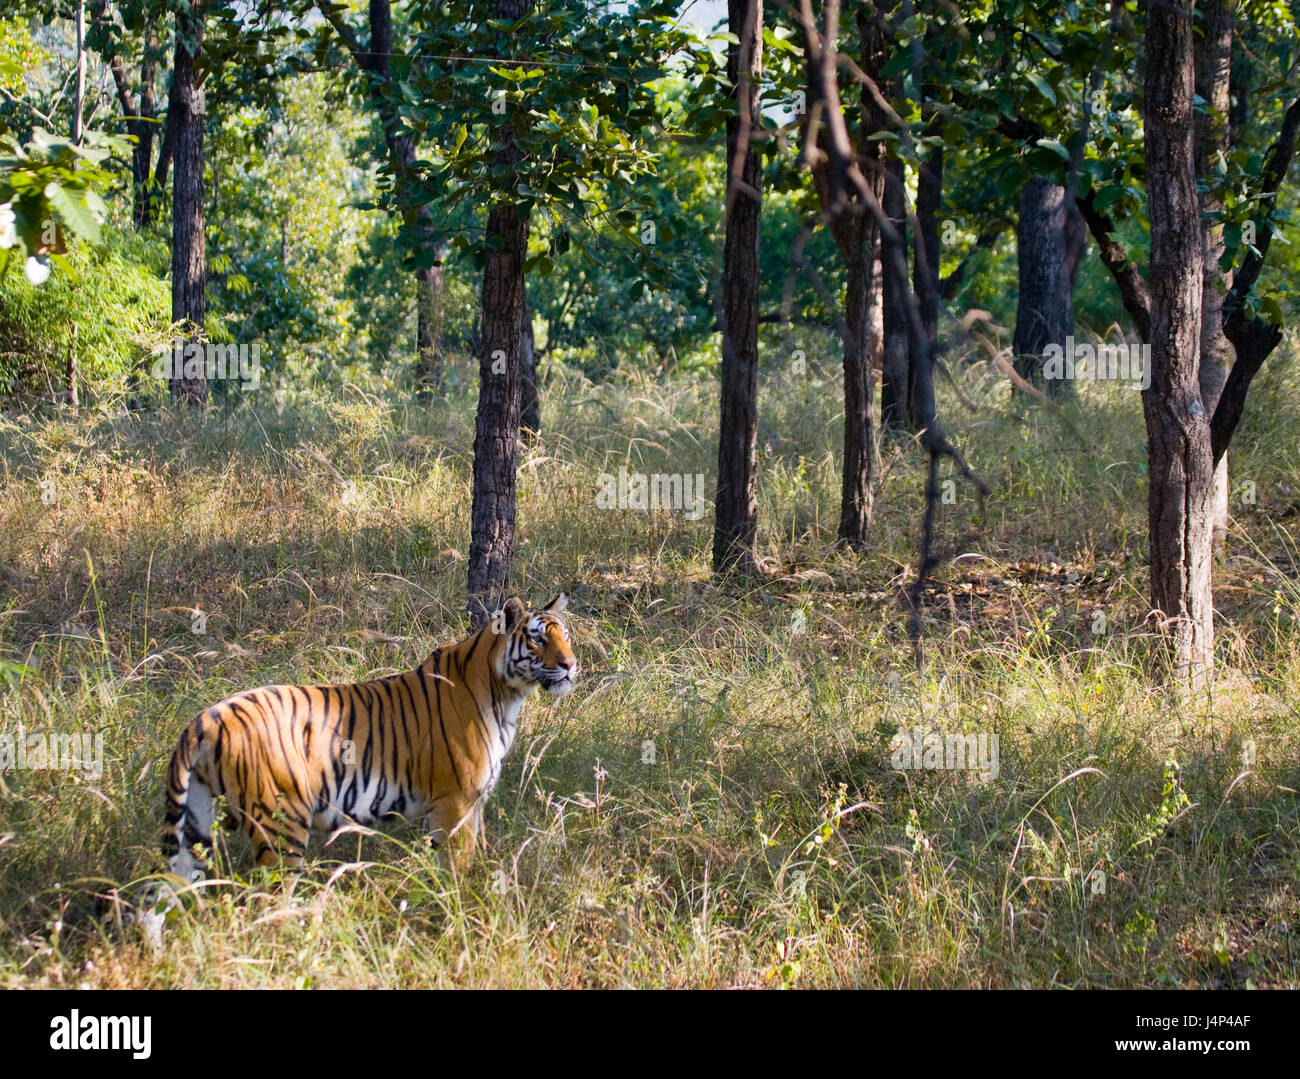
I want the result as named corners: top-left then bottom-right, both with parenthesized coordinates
top-left (161, 719), bottom-right (214, 885)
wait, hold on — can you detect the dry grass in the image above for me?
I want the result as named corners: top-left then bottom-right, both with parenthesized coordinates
top-left (0, 344), bottom-right (1298, 988)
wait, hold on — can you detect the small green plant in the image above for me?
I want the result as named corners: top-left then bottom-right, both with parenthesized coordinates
top-left (1132, 757), bottom-right (1193, 852)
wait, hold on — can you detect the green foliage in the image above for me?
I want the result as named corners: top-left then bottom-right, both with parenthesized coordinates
top-left (385, 0), bottom-right (704, 280)
top-left (202, 68), bottom-right (489, 391)
top-left (526, 81), bottom-right (727, 375)
top-left (0, 15), bottom-right (131, 287)
top-left (0, 225), bottom-right (172, 393)
top-left (0, 125), bottom-right (129, 283)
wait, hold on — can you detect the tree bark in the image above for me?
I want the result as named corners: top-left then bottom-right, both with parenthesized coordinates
top-left (468, 200), bottom-right (528, 625)
top-left (1013, 176), bottom-right (1072, 396)
top-left (1144, 0), bottom-right (1213, 687)
top-left (414, 256), bottom-right (445, 393)
top-left (713, 0), bottom-right (763, 574)
top-left (828, 1), bottom-right (886, 549)
top-left (106, 23), bottom-right (160, 228)
top-left (868, 229), bottom-right (883, 371)
top-left (910, 139), bottom-right (942, 427)
top-left (879, 153), bottom-right (909, 434)
top-left (520, 291), bottom-right (540, 437)
top-left (1195, 0), bottom-right (1236, 557)
top-left (466, 0), bottom-right (536, 625)
top-left (134, 41), bottom-right (159, 227)
top-left (838, 229), bottom-right (874, 547)
top-left (169, 7), bottom-right (207, 408)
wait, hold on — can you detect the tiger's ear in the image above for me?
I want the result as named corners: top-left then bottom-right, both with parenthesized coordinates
top-left (502, 596), bottom-right (526, 630)
top-left (543, 592), bottom-right (569, 614)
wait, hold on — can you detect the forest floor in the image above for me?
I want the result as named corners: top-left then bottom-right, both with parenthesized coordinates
top-left (1, 348), bottom-right (1298, 988)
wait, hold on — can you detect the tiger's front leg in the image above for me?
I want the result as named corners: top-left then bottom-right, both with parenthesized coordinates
top-left (427, 795), bottom-right (484, 871)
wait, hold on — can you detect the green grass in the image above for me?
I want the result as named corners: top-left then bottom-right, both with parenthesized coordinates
top-left (0, 345), bottom-right (1298, 988)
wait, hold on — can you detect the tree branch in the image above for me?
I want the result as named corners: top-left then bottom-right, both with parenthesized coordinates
top-left (1222, 94), bottom-right (1300, 322)
top-left (1210, 92), bottom-right (1300, 464)
top-left (1076, 188), bottom-right (1152, 340)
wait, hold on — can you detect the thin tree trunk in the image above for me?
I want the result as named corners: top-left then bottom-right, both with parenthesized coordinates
top-left (414, 209), bottom-right (445, 393)
top-left (415, 265), bottom-right (445, 391)
top-left (911, 140), bottom-right (942, 428)
top-left (169, 7), bottom-right (207, 408)
top-left (910, 30), bottom-right (946, 428)
top-left (829, 0), bottom-right (885, 549)
top-left (520, 292), bottom-right (540, 437)
top-left (153, 106), bottom-right (174, 209)
top-left (323, 0), bottom-right (448, 389)
top-left (1196, 0), bottom-right (1236, 557)
top-left (72, 0), bottom-right (85, 144)
top-left (135, 41), bottom-right (159, 227)
top-left (1145, 0), bottom-right (1213, 686)
top-left (1013, 176), bottom-right (1071, 396)
top-left (103, 8), bottom-right (161, 227)
top-left (713, 0), bottom-right (763, 574)
top-left (880, 154), bottom-right (909, 434)
top-left (868, 229), bottom-right (883, 373)
top-left (838, 232), bottom-right (874, 546)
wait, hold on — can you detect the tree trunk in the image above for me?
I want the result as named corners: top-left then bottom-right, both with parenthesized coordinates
top-left (72, 0), bottom-right (85, 144)
top-left (392, 139), bottom-right (446, 395)
top-left (370, 1), bottom-right (444, 391)
top-left (838, 230), bottom-right (874, 547)
top-left (109, 37), bottom-right (160, 228)
top-left (879, 153), bottom-right (909, 434)
top-left (414, 207), bottom-right (445, 394)
top-left (415, 263), bottom-right (444, 391)
top-left (466, 0), bottom-right (535, 625)
top-left (1013, 176), bottom-right (1072, 396)
top-left (520, 292), bottom-right (540, 437)
top-left (713, 0), bottom-right (763, 574)
top-left (910, 33), bottom-right (946, 427)
top-left (1145, 0), bottom-right (1213, 687)
top-left (134, 44), bottom-right (159, 227)
top-left (468, 197), bottom-right (528, 625)
top-left (169, 8), bottom-right (207, 408)
top-left (911, 141), bottom-right (942, 428)
top-left (829, 1), bottom-right (885, 549)
top-left (1196, 0), bottom-right (1236, 557)
top-left (868, 229), bottom-right (883, 373)
top-left (323, 0), bottom-right (448, 389)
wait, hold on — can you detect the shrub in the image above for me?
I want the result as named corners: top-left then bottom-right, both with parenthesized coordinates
top-left (0, 227), bottom-right (173, 398)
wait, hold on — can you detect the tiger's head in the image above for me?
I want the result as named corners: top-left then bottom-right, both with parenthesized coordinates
top-left (498, 593), bottom-right (578, 697)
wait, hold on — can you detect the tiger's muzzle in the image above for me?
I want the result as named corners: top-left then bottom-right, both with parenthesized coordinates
top-left (540, 659), bottom-right (578, 697)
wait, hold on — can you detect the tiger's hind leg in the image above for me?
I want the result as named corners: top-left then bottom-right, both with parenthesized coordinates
top-left (164, 775), bottom-right (214, 885)
top-left (240, 805), bottom-right (311, 871)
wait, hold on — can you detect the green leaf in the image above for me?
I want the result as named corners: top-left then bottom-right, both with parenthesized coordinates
top-left (1026, 73), bottom-right (1057, 106)
top-left (1036, 137), bottom-right (1070, 161)
top-left (46, 183), bottom-right (101, 243)
top-left (1092, 184), bottom-right (1124, 212)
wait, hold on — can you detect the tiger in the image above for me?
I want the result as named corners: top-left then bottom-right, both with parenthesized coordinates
top-left (161, 593), bottom-right (577, 882)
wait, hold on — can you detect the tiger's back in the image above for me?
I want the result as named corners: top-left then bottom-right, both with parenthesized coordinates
top-left (163, 594), bottom-right (576, 880)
